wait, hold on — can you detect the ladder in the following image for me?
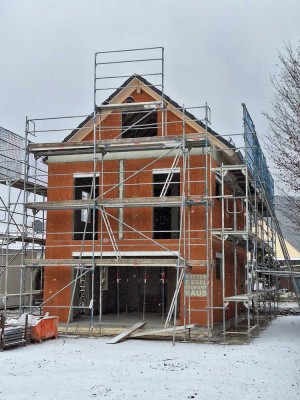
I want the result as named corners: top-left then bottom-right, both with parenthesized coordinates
top-left (159, 148), bottom-right (181, 197)
top-left (164, 268), bottom-right (184, 328)
top-left (99, 206), bottom-right (121, 259)
top-left (79, 266), bottom-right (86, 312)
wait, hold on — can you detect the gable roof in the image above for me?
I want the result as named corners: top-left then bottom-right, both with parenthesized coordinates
top-left (63, 75), bottom-right (234, 150)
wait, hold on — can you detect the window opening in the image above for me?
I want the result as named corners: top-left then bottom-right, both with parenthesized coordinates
top-left (215, 253), bottom-right (223, 280)
top-left (74, 176), bottom-right (98, 240)
top-left (215, 177), bottom-right (221, 199)
top-left (153, 172), bottom-right (180, 239)
top-left (122, 109), bottom-right (157, 138)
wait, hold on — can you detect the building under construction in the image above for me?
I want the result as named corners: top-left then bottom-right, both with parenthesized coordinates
top-left (1, 48), bottom-right (299, 341)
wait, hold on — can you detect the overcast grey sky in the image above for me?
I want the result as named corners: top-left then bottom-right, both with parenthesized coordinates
top-left (0, 0), bottom-right (299, 157)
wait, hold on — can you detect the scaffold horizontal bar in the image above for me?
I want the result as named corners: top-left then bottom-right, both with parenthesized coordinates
top-left (95, 47), bottom-right (163, 55)
top-left (72, 250), bottom-right (179, 257)
top-left (23, 258), bottom-right (181, 267)
top-left (96, 58), bottom-right (162, 65)
top-left (96, 84), bottom-right (162, 91)
top-left (0, 290), bottom-right (42, 297)
top-left (97, 101), bottom-right (162, 110)
top-left (221, 327), bottom-right (257, 335)
top-left (0, 234), bottom-right (45, 245)
top-left (256, 270), bottom-right (300, 276)
top-left (212, 164), bottom-right (247, 171)
top-left (224, 294), bottom-right (258, 302)
top-left (2, 178), bottom-right (47, 195)
top-left (96, 73), bottom-right (162, 80)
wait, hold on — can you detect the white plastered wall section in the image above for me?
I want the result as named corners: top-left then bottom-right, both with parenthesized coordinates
top-left (276, 236), bottom-right (300, 262)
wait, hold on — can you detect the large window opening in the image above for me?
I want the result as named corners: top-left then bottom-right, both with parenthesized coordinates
top-left (74, 176), bottom-right (99, 240)
top-left (122, 109), bottom-right (157, 138)
top-left (73, 264), bottom-right (177, 319)
top-left (153, 171), bottom-right (180, 239)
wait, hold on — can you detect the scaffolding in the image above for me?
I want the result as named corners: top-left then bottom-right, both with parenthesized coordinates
top-left (0, 126), bottom-right (46, 314)
top-left (3, 47), bottom-right (299, 342)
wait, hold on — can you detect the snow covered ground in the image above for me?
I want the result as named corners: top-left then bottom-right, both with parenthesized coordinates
top-left (1, 316), bottom-right (299, 400)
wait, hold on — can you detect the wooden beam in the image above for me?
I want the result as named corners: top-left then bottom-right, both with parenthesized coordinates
top-left (130, 323), bottom-right (199, 338)
top-left (107, 321), bottom-right (146, 344)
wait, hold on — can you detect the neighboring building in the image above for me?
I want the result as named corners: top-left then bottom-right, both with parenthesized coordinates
top-left (275, 196), bottom-right (300, 291)
top-left (277, 238), bottom-right (300, 267)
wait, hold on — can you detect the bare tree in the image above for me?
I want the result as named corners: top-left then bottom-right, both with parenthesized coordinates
top-left (264, 42), bottom-right (300, 230)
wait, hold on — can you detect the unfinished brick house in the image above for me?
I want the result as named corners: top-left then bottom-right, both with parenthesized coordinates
top-left (25, 48), bottom-right (283, 338)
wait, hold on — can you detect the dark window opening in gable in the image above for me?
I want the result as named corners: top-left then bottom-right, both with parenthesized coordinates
top-left (215, 256), bottom-right (222, 280)
top-left (215, 178), bottom-right (221, 200)
top-left (74, 176), bottom-right (99, 240)
top-left (122, 109), bottom-right (157, 138)
top-left (153, 172), bottom-right (180, 239)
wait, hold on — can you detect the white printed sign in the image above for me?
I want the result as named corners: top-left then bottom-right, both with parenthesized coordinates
top-left (184, 274), bottom-right (207, 297)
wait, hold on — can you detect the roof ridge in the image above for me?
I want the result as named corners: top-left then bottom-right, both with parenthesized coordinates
top-left (63, 75), bottom-right (235, 151)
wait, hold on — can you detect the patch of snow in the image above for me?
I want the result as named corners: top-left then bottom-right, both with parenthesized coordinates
top-left (6, 313), bottom-right (40, 327)
top-left (0, 316), bottom-right (299, 400)
top-left (18, 313), bottom-right (40, 327)
top-left (5, 318), bottom-right (20, 327)
top-left (277, 301), bottom-right (299, 309)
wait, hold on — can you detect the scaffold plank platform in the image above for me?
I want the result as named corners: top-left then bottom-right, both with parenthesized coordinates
top-left (28, 134), bottom-right (209, 156)
top-left (224, 293), bottom-right (258, 302)
top-left (23, 258), bottom-right (181, 267)
top-left (25, 195), bottom-right (206, 210)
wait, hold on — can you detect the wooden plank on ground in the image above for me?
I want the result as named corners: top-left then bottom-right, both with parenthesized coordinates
top-left (107, 322), bottom-right (146, 344)
top-left (130, 324), bottom-right (199, 338)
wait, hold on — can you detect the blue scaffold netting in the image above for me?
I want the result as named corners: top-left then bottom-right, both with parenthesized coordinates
top-left (242, 104), bottom-right (274, 204)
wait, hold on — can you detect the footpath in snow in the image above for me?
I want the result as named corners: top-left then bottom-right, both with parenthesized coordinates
top-left (0, 316), bottom-right (299, 400)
